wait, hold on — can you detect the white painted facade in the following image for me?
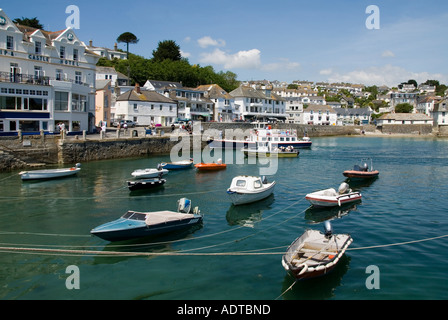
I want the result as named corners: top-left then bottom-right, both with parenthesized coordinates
top-left (115, 86), bottom-right (177, 126)
top-left (0, 8), bottom-right (99, 134)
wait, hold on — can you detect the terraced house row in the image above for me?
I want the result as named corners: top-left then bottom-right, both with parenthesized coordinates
top-left (0, 8), bottom-right (99, 135)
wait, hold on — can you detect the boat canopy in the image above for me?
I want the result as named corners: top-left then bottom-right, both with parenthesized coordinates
top-left (229, 176), bottom-right (266, 192)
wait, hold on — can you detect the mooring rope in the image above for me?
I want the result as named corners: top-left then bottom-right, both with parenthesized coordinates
top-left (1, 233), bottom-right (447, 258)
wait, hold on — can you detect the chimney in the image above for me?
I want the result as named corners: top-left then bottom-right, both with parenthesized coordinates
top-left (114, 42), bottom-right (118, 51)
top-left (135, 83), bottom-right (141, 94)
top-left (89, 40), bottom-right (93, 47)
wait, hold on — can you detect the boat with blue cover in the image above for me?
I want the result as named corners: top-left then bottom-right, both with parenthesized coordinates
top-left (160, 159), bottom-right (193, 170)
top-left (90, 198), bottom-right (202, 242)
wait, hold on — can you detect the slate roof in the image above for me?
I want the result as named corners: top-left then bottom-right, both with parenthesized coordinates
top-left (116, 88), bottom-right (176, 104)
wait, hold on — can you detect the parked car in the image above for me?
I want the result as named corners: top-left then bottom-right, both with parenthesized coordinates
top-left (119, 120), bottom-right (137, 128)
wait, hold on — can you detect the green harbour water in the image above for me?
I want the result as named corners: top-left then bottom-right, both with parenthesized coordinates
top-left (0, 135), bottom-right (447, 300)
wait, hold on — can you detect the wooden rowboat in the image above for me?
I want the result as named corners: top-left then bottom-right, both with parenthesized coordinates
top-left (282, 222), bottom-right (353, 280)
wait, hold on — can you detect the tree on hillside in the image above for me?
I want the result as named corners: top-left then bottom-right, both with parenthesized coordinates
top-left (13, 17), bottom-right (43, 29)
top-left (117, 32), bottom-right (139, 59)
top-left (395, 103), bottom-right (414, 113)
top-left (152, 40), bottom-right (182, 62)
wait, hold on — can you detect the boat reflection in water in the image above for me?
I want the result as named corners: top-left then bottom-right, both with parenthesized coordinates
top-left (280, 255), bottom-right (351, 299)
top-left (226, 195), bottom-right (275, 228)
top-left (304, 203), bottom-right (360, 224)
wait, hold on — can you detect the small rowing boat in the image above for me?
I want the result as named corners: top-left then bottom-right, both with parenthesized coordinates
top-left (282, 222), bottom-right (353, 280)
top-left (19, 163), bottom-right (81, 181)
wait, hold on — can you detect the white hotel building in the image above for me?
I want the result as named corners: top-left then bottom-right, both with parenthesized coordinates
top-left (0, 8), bottom-right (99, 135)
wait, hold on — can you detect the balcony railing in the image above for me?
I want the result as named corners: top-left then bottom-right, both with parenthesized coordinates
top-left (0, 72), bottom-right (89, 87)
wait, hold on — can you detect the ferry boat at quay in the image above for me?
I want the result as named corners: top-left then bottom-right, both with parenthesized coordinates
top-left (207, 126), bottom-right (312, 150)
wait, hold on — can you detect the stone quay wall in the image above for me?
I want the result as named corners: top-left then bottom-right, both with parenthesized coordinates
top-left (58, 135), bottom-right (204, 164)
top-left (1, 122), bottom-right (433, 172)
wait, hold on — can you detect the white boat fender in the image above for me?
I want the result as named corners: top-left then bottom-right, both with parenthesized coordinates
top-left (298, 264), bottom-right (308, 275)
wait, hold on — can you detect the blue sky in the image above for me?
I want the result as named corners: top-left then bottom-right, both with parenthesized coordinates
top-left (2, 0), bottom-right (448, 87)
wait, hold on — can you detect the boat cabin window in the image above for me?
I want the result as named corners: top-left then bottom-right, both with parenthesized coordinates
top-left (236, 180), bottom-right (246, 187)
top-left (253, 180), bottom-right (262, 189)
top-left (122, 211), bottom-right (146, 220)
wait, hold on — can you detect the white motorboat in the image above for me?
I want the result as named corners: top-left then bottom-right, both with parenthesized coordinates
top-left (282, 222), bottom-right (353, 280)
top-left (242, 142), bottom-right (299, 158)
top-left (208, 124), bottom-right (312, 149)
top-left (305, 182), bottom-right (362, 207)
top-left (19, 163), bottom-right (81, 181)
top-left (227, 175), bottom-right (275, 205)
top-left (131, 164), bottom-right (168, 179)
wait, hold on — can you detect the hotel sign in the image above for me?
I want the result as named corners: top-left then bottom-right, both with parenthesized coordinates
top-left (26, 54), bottom-right (79, 66)
top-left (28, 54), bottom-right (49, 62)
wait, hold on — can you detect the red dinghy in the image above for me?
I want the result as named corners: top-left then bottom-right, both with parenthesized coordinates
top-left (194, 159), bottom-right (227, 171)
top-left (343, 158), bottom-right (379, 179)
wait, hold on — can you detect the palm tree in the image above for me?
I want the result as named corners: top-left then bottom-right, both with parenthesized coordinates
top-left (116, 32), bottom-right (139, 59)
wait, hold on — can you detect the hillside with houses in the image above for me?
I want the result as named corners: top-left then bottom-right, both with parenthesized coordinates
top-left (0, 7), bottom-right (446, 137)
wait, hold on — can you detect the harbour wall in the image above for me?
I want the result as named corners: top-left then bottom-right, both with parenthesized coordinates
top-left (0, 123), bottom-right (438, 172)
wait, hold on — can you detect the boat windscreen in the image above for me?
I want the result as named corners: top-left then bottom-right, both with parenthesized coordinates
top-left (122, 211), bottom-right (146, 220)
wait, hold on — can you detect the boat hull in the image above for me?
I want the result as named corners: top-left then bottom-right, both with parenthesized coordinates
top-left (161, 161), bottom-right (193, 170)
top-left (305, 189), bottom-right (362, 207)
top-left (20, 168), bottom-right (81, 180)
top-left (127, 179), bottom-right (166, 191)
top-left (227, 182), bottom-right (275, 205)
top-left (91, 215), bottom-right (203, 242)
top-left (208, 139), bottom-right (311, 149)
top-left (343, 170), bottom-right (379, 179)
top-left (243, 149), bottom-right (299, 158)
top-left (282, 230), bottom-right (352, 280)
top-left (131, 169), bottom-right (168, 179)
top-left (194, 163), bottom-right (227, 171)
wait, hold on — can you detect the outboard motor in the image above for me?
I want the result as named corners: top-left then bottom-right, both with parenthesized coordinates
top-left (324, 221), bottom-right (333, 239)
top-left (177, 198), bottom-right (192, 213)
top-left (338, 182), bottom-right (350, 194)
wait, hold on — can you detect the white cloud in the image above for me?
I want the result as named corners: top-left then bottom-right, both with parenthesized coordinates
top-left (180, 50), bottom-right (191, 58)
top-left (199, 48), bottom-right (261, 69)
top-left (381, 50), bottom-right (395, 58)
top-left (197, 36), bottom-right (226, 48)
top-left (319, 68), bottom-right (333, 76)
top-left (323, 65), bottom-right (448, 87)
